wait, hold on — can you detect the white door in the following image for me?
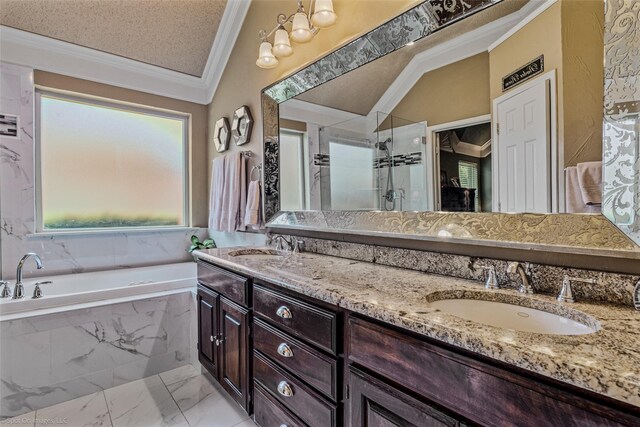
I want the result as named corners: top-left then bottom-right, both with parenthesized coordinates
top-left (495, 78), bottom-right (550, 213)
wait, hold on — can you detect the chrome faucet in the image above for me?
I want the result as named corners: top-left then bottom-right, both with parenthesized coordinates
top-left (14, 253), bottom-right (43, 299)
top-left (506, 262), bottom-right (533, 294)
top-left (272, 235), bottom-right (293, 251)
top-left (558, 275), bottom-right (596, 303)
top-left (0, 281), bottom-right (10, 298)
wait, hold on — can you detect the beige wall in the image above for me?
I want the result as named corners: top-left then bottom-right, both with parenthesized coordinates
top-left (280, 118), bottom-right (307, 132)
top-left (34, 70), bottom-right (209, 226)
top-left (389, 52), bottom-right (490, 126)
top-left (489, 0), bottom-right (604, 168)
top-left (207, 0), bottom-right (421, 178)
top-left (561, 0), bottom-right (604, 165)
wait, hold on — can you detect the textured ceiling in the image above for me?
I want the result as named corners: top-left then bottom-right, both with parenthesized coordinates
top-left (296, 0), bottom-right (529, 115)
top-left (0, 0), bottom-right (227, 77)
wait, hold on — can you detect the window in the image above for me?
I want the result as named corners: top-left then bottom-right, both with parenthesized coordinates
top-left (279, 130), bottom-right (306, 210)
top-left (36, 90), bottom-right (188, 231)
top-left (458, 160), bottom-right (479, 211)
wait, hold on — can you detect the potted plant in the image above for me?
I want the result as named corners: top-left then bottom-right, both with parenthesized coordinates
top-left (188, 235), bottom-right (216, 261)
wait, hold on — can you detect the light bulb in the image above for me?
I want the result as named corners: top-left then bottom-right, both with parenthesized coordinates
top-left (290, 12), bottom-right (313, 43)
top-left (256, 41), bottom-right (279, 68)
top-left (272, 28), bottom-right (293, 57)
top-left (311, 0), bottom-right (337, 28)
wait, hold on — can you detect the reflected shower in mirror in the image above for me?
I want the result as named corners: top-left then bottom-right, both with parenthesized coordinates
top-left (277, 0), bottom-right (605, 214)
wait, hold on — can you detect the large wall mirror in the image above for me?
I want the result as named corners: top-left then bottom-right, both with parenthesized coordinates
top-left (261, 0), bottom-right (640, 264)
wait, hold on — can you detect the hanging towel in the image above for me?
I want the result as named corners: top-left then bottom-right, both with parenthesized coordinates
top-left (208, 155), bottom-right (226, 229)
top-left (244, 180), bottom-right (262, 228)
top-left (576, 161), bottom-right (602, 205)
top-left (565, 167), bottom-right (599, 213)
top-left (220, 151), bottom-right (247, 232)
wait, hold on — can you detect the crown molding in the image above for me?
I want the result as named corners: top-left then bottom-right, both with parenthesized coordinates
top-left (367, 0), bottom-right (547, 119)
top-left (488, 0), bottom-right (558, 52)
top-left (203, 0), bottom-right (251, 104)
top-left (0, 0), bottom-right (251, 105)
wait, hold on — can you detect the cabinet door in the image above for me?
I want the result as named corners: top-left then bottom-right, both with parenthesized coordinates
top-left (349, 368), bottom-right (459, 427)
top-left (219, 296), bottom-right (250, 411)
top-left (198, 286), bottom-right (219, 376)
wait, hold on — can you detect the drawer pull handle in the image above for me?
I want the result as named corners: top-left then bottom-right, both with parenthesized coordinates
top-left (277, 343), bottom-right (294, 358)
top-left (276, 306), bottom-right (292, 319)
top-left (277, 381), bottom-right (294, 397)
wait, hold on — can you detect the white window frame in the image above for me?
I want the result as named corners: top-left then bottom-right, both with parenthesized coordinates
top-left (34, 88), bottom-right (191, 233)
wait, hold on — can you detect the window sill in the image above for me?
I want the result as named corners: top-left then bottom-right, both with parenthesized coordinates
top-left (26, 227), bottom-right (199, 239)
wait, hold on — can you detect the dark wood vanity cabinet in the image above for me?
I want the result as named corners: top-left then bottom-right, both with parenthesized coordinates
top-left (197, 260), bottom-right (640, 427)
top-left (252, 283), bottom-right (341, 427)
top-left (197, 261), bottom-right (251, 412)
top-left (347, 315), bottom-right (640, 427)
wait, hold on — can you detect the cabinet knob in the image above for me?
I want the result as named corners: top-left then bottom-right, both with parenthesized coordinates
top-left (276, 306), bottom-right (292, 319)
top-left (277, 380), bottom-right (294, 397)
top-left (277, 343), bottom-right (294, 358)
top-left (210, 335), bottom-right (214, 342)
top-left (279, 425), bottom-right (289, 427)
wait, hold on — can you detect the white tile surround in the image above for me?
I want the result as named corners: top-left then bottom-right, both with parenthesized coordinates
top-left (1, 364), bottom-right (256, 427)
top-left (0, 291), bottom-right (198, 419)
top-left (0, 62), bottom-right (263, 422)
top-left (0, 62), bottom-right (211, 280)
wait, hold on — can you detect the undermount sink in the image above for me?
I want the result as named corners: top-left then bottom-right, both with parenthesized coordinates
top-left (227, 248), bottom-right (286, 260)
top-left (430, 299), bottom-right (599, 335)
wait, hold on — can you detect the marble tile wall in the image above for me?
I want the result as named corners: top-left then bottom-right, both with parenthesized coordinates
top-left (0, 291), bottom-right (197, 419)
top-left (275, 235), bottom-right (640, 307)
top-left (0, 62), bottom-right (208, 280)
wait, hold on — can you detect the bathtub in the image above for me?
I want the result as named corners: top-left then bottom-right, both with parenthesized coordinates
top-left (0, 262), bottom-right (199, 418)
top-left (0, 262), bottom-right (197, 320)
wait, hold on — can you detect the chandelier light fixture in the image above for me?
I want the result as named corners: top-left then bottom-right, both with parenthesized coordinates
top-left (256, 0), bottom-right (337, 69)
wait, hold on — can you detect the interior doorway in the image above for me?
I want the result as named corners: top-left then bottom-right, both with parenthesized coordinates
top-left (493, 72), bottom-right (557, 213)
top-left (430, 116), bottom-right (492, 212)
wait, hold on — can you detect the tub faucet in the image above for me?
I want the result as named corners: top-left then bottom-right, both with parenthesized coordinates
top-left (14, 253), bottom-right (43, 299)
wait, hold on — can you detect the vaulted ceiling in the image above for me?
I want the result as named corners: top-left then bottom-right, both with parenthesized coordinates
top-left (0, 0), bottom-right (227, 77)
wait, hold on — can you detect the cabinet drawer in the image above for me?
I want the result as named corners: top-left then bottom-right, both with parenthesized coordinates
top-left (348, 316), bottom-right (636, 427)
top-left (254, 382), bottom-right (305, 427)
top-left (253, 285), bottom-right (337, 354)
top-left (197, 261), bottom-right (249, 306)
top-left (254, 351), bottom-right (336, 427)
top-left (254, 319), bottom-right (338, 400)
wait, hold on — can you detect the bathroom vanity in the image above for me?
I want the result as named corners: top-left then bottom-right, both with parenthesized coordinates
top-left (194, 248), bottom-right (640, 427)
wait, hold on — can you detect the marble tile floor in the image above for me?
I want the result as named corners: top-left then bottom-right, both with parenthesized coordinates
top-left (1, 364), bottom-right (257, 427)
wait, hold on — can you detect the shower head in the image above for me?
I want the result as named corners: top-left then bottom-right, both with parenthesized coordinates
top-left (375, 137), bottom-right (392, 151)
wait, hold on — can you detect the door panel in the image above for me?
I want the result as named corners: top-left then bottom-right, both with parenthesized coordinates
top-left (496, 78), bottom-right (550, 213)
top-left (348, 367), bottom-right (459, 427)
top-left (219, 297), bottom-right (250, 410)
top-left (198, 287), bottom-right (219, 372)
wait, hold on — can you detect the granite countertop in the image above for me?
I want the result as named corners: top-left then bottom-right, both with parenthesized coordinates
top-left (194, 247), bottom-right (640, 407)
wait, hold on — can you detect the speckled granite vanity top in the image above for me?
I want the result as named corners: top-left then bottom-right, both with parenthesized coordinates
top-left (194, 247), bottom-right (640, 407)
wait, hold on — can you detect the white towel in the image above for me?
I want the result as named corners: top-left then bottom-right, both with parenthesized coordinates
top-left (219, 152), bottom-right (247, 232)
top-left (208, 155), bottom-right (226, 229)
top-left (565, 167), bottom-right (599, 213)
top-left (576, 161), bottom-right (602, 205)
top-left (244, 180), bottom-right (262, 228)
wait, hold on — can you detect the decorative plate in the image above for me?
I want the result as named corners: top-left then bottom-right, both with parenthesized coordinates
top-left (232, 105), bottom-right (253, 146)
top-left (213, 117), bottom-right (231, 153)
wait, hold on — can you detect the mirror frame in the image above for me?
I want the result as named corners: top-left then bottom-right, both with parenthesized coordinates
top-left (260, 0), bottom-right (640, 273)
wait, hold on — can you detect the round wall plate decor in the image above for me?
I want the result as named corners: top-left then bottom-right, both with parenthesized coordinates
top-left (213, 117), bottom-right (231, 153)
top-left (232, 105), bottom-right (253, 146)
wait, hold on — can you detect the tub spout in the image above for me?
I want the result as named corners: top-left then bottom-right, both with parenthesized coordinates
top-left (14, 253), bottom-right (43, 299)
